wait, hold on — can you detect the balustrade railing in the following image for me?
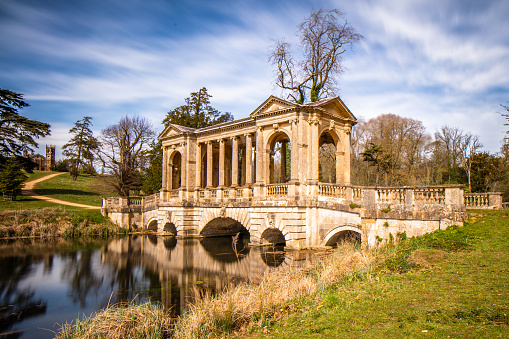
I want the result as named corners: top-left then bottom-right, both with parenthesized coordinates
top-left (168, 190), bottom-right (178, 198)
top-left (318, 183), bottom-right (347, 198)
top-left (376, 188), bottom-right (406, 204)
top-left (464, 192), bottom-right (503, 209)
top-left (414, 187), bottom-right (445, 204)
top-left (235, 188), bottom-right (243, 198)
top-left (267, 184), bottom-right (288, 196)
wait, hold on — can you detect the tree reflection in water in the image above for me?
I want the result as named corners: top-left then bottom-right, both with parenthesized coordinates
top-left (0, 255), bottom-right (47, 338)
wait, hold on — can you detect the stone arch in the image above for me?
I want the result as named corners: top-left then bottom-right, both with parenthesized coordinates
top-left (198, 207), bottom-right (251, 234)
top-left (200, 217), bottom-right (249, 237)
top-left (265, 130), bottom-right (291, 184)
top-left (322, 225), bottom-right (362, 247)
top-left (163, 222), bottom-right (177, 235)
top-left (146, 218), bottom-right (158, 231)
top-left (318, 129), bottom-right (339, 184)
top-left (261, 228), bottom-right (286, 245)
top-left (169, 150), bottom-right (182, 189)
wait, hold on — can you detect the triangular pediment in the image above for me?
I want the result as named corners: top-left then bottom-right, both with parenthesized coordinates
top-left (312, 97), bottom-right (357, 123)
top-left (158, 124), bottom-right (197, 140)
top-left (250, 96), bottom-right (298, 117)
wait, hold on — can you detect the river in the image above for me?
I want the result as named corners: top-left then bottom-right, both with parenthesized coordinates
top-left (0, 235), bottom-right (315, 338)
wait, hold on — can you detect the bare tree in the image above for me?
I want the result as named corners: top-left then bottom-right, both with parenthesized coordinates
top-left (97, 116), bottom-right (156, 197)
top-left (269, 9), bottom-right (362, 103)
top-left (459, 133), bottom-right (483, 191)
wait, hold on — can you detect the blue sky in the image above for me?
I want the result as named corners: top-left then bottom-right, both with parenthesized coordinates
top-left (1, 0), bottom-right (508, 159)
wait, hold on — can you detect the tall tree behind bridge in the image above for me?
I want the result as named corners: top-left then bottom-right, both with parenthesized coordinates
top-left (98, 116), bottom-right (156, 197)
top-left (162, 87), bottom-right (233, 129)
top-left (353, 114), bottom-right (430, 186)
top-left (62, 116), bottom-right (100, 180)
top-left (269, 9), bottom-right (362, 103)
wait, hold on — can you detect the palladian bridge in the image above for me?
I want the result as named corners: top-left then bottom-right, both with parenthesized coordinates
top-left (103, 96), bottom-right (467, 248)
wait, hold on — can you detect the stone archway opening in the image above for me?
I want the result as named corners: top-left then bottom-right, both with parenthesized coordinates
top-left (325, 230), bottom-right (361, 247)
top-left (200, 217), bottom-right (249, 238)
top-left (147, 219), bottom-right (158, 231)
top-left (268, 132), bottom-right (291, 184)
top-left (170, 151), bottom-right (182, 189)
top-left (319, 131), bottom-right (337, 183)
top-left (261, 228), bottom-right (286, 245)
top-left (163, 222), bottom-right (177, 235)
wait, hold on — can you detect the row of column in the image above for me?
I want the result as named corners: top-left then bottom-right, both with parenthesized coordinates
top-left (195, 133), bottom-right (254, 189)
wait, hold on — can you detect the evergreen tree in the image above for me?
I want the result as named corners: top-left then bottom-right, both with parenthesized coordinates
top-left (141, 140), bottom-right (162, 194)
top-left (62, 117), bottom-right (100, 180)
top-left (0, 158), bottom-right (28, 200)
top-left (162, 88), bottom-right (233, 129)
top-left (0, 88), bottom-right (50, 167)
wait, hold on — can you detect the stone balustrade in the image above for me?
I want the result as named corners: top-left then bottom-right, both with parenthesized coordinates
top-left (103, 184), bottom-right (466, 213)
top-left (464, 192), bottom-right (503, 209)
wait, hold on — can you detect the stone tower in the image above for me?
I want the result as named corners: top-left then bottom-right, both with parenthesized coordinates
top-left (45, 145), bottom-right (55, 171)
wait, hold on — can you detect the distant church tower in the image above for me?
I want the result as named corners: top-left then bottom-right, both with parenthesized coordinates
top-left (45, 145), bottom-right (56, 171)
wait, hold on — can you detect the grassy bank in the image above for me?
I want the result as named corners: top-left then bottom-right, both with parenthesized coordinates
top-left (0, 171), bottom-right (125, 237)
top-left (55, 210), bottom-right (509, 339)
top-left (0, 207), bottom-right (126, 238)
top-left (32, 172), bottom-right (115, 206)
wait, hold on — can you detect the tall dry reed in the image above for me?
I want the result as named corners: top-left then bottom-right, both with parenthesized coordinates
top-left (57, 301), bottom-right (172, 339)
top-left (172, 243), bottom-right (375, 339)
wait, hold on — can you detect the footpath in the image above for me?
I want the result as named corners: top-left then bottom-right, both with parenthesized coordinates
top-left (22, 172), bottom-right (101, 210)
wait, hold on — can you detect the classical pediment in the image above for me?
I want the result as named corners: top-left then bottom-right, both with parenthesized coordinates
top-left (312, 97), bottom-right (357, 122)
top-left (250, 96), bottom-right (298, 117)
top-left (158, 124), bottom-right (197, 140)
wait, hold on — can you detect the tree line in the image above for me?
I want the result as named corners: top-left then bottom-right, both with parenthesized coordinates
top-left (350, 113), bottom-right (508, 197)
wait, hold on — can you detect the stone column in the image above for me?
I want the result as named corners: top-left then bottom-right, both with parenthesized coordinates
top-left (219, 138), bottom-right (226, 187)
top-left (161, 146), bottom-right (168, 190)
top-left (245, 133), bottom-right (253, 185)
top-left (281, 140), bottom-right (287, 183)
top-left (181, 143), bottom-right (187, 190)
top-left (309, 116), bottom-right (320, 182)
top-left (241, 144), bottom-right (246, 186)
top-left (206, 141), bottom-right (213, 188)
top-left (255, 127), bottom-right (264, 184)
top-left (231, 136), bottom-right (239, 187)
top-left (195, 143), bottom-right (202, 189)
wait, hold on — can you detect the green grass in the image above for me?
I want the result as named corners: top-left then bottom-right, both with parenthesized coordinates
top-left (33, 173), bottom-right (116, 206)
top-left (25, 170), bottom-right (59, 182)
top-left (251, 210), bottom-right (509, 339)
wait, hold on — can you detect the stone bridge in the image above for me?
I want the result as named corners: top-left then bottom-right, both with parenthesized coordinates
top-left (102, 96), bottom-right (467, 248)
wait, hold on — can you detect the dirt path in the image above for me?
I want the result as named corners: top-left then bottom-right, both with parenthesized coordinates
top-left (22, 172), bottom-right (101, 210)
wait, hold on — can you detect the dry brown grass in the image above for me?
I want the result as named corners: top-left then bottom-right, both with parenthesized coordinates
top-left (56, 301), bottom-right (172, 339)
top-left (172, 243), bottom-right (375, 339)
top-left (0, 207), bottom-right (122, 238)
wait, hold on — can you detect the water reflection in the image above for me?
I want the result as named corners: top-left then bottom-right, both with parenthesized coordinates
top-left (0, 236), bottom-right (314, 339)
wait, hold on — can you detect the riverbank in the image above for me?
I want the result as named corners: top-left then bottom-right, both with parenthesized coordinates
top-left (0, 207), bottom-right (126, 238)
top-left (55, 210), bottom-right (509, 339)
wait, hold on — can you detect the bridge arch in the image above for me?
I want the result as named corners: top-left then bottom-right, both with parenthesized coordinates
top-left (163, 222), bottom-right (176, 235)
top-left (322, 225), bottom-right (362, 247)
top-left (146, 218), bottom-right (158, 231)
top-left (198, 207), bottom-right (251, 234)
top-left (261, 227), bottom-right (286, 245)
top-left (265, 130), bottom-right (291, 184)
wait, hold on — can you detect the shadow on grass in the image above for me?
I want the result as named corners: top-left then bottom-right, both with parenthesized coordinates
top-left (33, 189), bottom-right (100, 196)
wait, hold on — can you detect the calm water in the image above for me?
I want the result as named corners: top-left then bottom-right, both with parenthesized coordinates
top-left (0, 235), bottom-right (314, 338)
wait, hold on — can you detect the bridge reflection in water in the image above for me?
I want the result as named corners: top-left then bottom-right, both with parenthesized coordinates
top-left (101, 235), bottom-right (314, 317)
